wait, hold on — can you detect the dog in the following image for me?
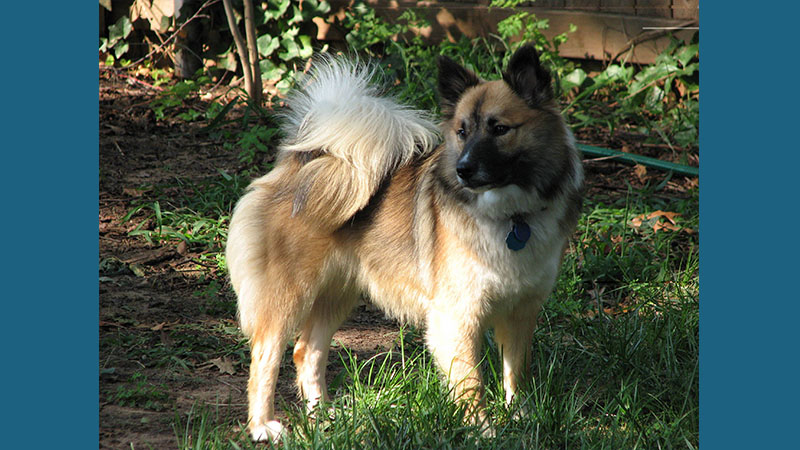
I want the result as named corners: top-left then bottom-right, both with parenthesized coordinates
top-left (225, 44), bottom-right (583, 442)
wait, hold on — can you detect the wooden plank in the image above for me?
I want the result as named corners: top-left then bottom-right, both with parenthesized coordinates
top-left (565, 0), bottom-right (599, 11)
top-left (672, 0), bottom-right (698, 19)
top-left (600, 0), bottom-right (636, 15)
top-left (635, 0), bottom-right (672, 18)
top-left (533, 1), bottom-right (566, 7)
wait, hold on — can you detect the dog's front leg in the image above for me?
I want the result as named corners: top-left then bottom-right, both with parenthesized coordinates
top-left (425, 308), bottom-right (490, 432)
top-left (492, 298), bottom-right (544, 408)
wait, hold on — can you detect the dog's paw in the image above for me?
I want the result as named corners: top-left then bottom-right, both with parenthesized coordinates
top-left (250, 420), bottom-right (286, 443)
top-left (480, 423), bottom-right (497, 439)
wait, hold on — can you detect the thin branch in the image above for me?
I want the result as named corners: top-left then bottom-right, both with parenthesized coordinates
top-left (222, 0), bottom-right (253, 98)
top-left (610, 20), bottom-right (698, 64)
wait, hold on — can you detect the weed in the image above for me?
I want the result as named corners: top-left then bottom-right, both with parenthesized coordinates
top-left (149, 72), bottom-right (213, 121)
top-left (194, 276), bottom-right (237, 316)
top-left (224, 124), bottom-right (281, 165)
top-left (114, 372), bottom-right (172, 411)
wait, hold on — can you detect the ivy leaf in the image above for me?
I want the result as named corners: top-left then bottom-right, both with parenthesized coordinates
top-left (257, 34), bottom-right (280, 57)
top-left (260, 59), bottom-right (286, 81)
top-left (301, 0), bottom-right (331, 18)
top-left (560, 68), bottom-right (586, 91)
top-left (297, 35), bottom-right (313, 59)
top-left (264, 0), bottom-right (291, 21)
top-left (278, 36), bottom-right (308, 61)
top-left (114, 41), bottom-right (130, 59)
top-left (287, 4), bottom-right (305, 26)
top-left (108, 16), bottom-right (132, 43)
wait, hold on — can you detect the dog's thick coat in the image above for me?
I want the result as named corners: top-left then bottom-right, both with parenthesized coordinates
top-left (226, 46), bottom-right (583, 441)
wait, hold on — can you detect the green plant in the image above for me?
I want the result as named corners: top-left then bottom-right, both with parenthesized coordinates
top-left (114, 372), bottom-right (171, 411)
top-left (149, 72), bottom-right (212, 120)
top-left (624, 36), bottom-right (699, 148)
top-left (493, 0), bottom-right (577, 84)
top-left (100, 16), bottom-right (133, 64)
top-left (248, 0), bottom-right (332, 91)
top-left (340, 2), bottom-right (578, 114)
top-left (123, 169), bottom-right (247, 251)
top-left (224, 124), bottom-right (280, 164)
top-left (563, 34), bottom-right (699, 150)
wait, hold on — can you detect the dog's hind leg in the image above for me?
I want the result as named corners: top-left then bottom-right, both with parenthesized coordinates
top-left (492, 298), bottom-right (544, 407)
top-left (293, 288), bottom-right (359, 412)
top-left (247, 328), bottom-right (290, 442)
top-left (244, 283), bottom-right (311, 443)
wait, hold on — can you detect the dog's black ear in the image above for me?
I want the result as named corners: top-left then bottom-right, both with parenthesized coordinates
top-left (502, 44), bottom-right (553, 107)
top-left (437, 55), bottom-right (480, 118)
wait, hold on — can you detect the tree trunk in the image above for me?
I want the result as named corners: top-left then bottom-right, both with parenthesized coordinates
top-left (242, 0), bottom-right (262, 104)
top-left (174, 0), bottom-right (204, 79)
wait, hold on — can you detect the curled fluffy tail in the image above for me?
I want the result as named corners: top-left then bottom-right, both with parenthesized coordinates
top-left (278, 55), bottom-right (439, 229)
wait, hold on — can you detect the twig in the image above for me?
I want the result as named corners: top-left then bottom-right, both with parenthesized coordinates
top-left (115, 72), bottom-right (164, 91)
top-left (583, 154), bottom-right (623, 163)
top-left (217, 377), bottom-right (244, 393)
top-left (586, 182), bottom-right (690, 200)
top-left (610, 20), bottom-right (698, 63)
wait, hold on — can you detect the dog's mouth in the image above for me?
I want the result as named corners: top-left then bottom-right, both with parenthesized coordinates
top-left (457, 174), bottom-right (510, 193)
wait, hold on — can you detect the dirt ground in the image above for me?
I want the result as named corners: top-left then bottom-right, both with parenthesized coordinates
top-left (98, 69), bottom-right (697, 449)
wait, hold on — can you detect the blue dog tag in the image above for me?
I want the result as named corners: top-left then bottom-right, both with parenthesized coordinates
top-left (506, 221), bottom-right (531, 251)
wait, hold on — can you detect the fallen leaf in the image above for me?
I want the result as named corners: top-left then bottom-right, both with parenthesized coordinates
top-left (647, 210), bottom-right (681, 224)
top-left (634, 164), bottom-right (648, 182)
top-left (209, 357), bottom-right (236, 375)
top-left (122, 187), bottom-right (149, 198)
top-left (629, 213), bottom-right (646, 228)
top-left (104, 124), bottom-right (126, 135)
top-left (653, 221), bottom-right (680, 233)
top-left (129, 263), bottom-right (146, 277)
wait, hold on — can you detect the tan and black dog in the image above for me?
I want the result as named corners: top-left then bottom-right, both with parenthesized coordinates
top-left (226, 44), bottom-right (584, 441)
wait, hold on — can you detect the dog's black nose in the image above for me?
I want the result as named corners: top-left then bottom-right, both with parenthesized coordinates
top-left (456, 160), bottom-right (476, 181)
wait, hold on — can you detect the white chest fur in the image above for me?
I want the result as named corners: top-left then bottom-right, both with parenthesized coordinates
top-left (466, 186), bottom-right (569, 304)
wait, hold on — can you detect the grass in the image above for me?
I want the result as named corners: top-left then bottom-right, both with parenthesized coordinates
top-left (168, 302), bottom-right (697, 449)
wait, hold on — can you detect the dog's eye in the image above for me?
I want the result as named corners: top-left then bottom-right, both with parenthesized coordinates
top-left (492, 124), bottom-right (510, 136)
top-left (456, 128), bottom-right (467, 140)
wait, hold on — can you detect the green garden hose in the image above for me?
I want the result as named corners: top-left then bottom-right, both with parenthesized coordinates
top-left (577, 143), bottom-right (699, 177)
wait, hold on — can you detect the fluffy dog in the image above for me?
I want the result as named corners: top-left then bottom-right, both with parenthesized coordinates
top-left (226, 44), bottom-right (583, 441)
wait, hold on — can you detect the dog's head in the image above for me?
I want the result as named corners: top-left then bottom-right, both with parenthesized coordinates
top-left (437, 45), bottom-right (577, 206)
